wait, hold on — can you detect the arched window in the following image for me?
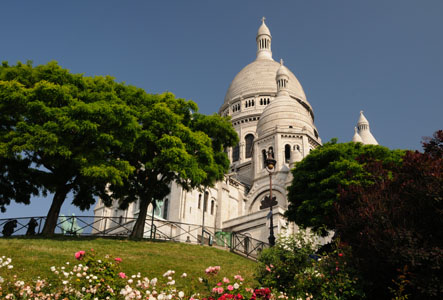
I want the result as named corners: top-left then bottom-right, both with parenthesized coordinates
top-left (232, 144), bottom-right (240, 162)
top-left (285, 144), bottom-right (291, 163)
top-left (210, 200), bottom-right (215, 215)
top-left (245, 134), bottom-right (254, 159)
top-left (204, 191), bottom-right (209, 213)
top-left (163, 198), bottom-right (168, 219)
top-left (198, 194), bottom-right (202, 209)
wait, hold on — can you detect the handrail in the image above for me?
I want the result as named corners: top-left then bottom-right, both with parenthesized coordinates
top-left (0, 216), bottom-right (268, 259)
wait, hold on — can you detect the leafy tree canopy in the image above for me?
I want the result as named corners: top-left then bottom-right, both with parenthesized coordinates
top-left (335, 131), bottom-right (443, 299)
top-left (286, 139), bottom-right (405, 233)
top-left (0, 61), bottom-right (139, 234)
top-left (106, 92), bottom-right (238, 238)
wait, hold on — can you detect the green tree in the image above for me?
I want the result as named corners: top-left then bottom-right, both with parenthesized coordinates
top-left (0, 61), bottom-right (138, 234)
top-left (335, 131), bottom-right (442, 299)
top-left (107, 92), bottom-right (238, 239)
top-left (286, 140), bottom-right (404, 233)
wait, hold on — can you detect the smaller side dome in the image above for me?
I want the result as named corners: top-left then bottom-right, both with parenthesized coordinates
top-left (355, 111), bottom-right (378, 145)
top-left (352, 127), bottom-right (363, 143)
top-left (276, 59), bottom-right (290, 96)
top-left (276, 59), bottom-right (290, 77)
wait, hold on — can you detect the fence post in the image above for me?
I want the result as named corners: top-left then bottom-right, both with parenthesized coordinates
top-left (37, 218), bottom-right (42, 235)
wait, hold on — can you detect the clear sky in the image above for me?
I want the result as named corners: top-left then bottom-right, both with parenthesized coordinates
top-left (1, 0), bottom-right (442, 219)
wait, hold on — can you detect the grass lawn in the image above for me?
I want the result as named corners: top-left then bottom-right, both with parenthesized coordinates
top-left (0, 236), bottom-right (258, 287)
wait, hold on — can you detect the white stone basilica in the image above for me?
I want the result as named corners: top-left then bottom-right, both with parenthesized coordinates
top-left (93, 19), bottom-right (378, 243)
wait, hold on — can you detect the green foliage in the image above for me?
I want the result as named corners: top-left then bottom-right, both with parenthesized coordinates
top-left (256, 232), bottom-right (365, 299)
top-left (256, 231), bottom-right (317, 295)
top-left (335, 135), bottom-right (443, 299)
top-left (0, 61), bottom-right (140, 233)
top-left (106, 92), bottom-right (238, 238)
top-left (286, 140), bottom-right (404, 233)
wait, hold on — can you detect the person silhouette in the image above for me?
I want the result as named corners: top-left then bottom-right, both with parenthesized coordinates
top-left (26, 218), bottom-right (38, 235)
top-left (2, 219), bottom-right (17, 237)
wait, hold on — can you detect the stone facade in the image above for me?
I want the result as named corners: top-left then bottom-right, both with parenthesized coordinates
top-left (93, 18), bottom-right (377, 242)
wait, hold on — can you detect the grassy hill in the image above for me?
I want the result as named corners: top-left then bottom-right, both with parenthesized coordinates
top-left (0, 237), bottom-right (258, 286)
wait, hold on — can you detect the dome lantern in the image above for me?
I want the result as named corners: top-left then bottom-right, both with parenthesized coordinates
top-left (256, 17), bottom-right (272, 60)
top-left (276, 59), bottom-right (290, 96)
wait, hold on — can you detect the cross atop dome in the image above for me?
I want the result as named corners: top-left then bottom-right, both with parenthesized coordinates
top-left (280, 58), bottom-right (284, 66)
top-left (261, 16), bottom-right (266, 23)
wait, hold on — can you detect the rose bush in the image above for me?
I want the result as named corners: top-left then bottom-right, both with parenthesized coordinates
top-left (256, 231), bottom-right (365, 300)
top-left (0, 251), bottom-right (281, 300)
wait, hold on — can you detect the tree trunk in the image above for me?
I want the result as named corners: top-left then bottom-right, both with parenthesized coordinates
top-left (41, 185), bottom-right (70, 235)
top-left (130, 197), bottom-right (151, 239)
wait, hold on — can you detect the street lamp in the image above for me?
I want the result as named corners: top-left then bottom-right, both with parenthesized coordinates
top-left (265, 149), bottom-right (276, 246)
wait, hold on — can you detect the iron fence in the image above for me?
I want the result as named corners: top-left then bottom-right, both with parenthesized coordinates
top-left (0, 216), bottom-right (268, 259)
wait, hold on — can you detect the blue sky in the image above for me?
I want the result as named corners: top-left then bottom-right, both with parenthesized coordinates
top-left (1, 0), bottom-right (442, 219)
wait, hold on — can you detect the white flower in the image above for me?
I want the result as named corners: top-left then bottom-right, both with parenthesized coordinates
top-left (179, 291), bottom-right (185, 298)
top-left (233, 283), bottom-right (239, 289)
top-left (167, 280), bottom-right (175, 285)
top-left (181, 273), bottom-right (187, 278)
top-left (76, 273), bottom-right (82, 277)
top-left (167, 276), bottom-right (172, 281)
top-left (7, 265), bottom-right (13, 269)
top-left (92, 275), bottom-right (98, 280)
top-left (198, 277), bottom-right (203, 283)
top-left (158, 294), bottom-right (164, 300)
top-left (0, 277), bottom-right (4, 284)
top-left (50, 266), bottom-right (56, 272)
top-left (128, 279), bottom-right (133, 284)
top-left (62, 280), bottom-right (68, 285)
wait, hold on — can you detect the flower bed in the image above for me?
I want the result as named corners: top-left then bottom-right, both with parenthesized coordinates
top-left (0, 250), bottom-right (281, 300)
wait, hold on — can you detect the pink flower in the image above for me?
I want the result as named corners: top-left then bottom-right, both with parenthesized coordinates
top-left (115, 257), bottom-right (122, 263)
top-left (270, 264), bottom-right (274, 268)
top-left (74, 251), bottom-right (85, 260)
top-left (266, 265), bottom-right (271, 272)
top-left (223, 277), bottom-right (230, 283)
top-left (338, 253), bottom-right (343, 257)
top-left (217, 282), bottom-right (222, 286)
top-left (234, 275), bottom-right (244, 281)
top-left (205, 265), bottom-right (221, 275)
top-left (227, 285), bottom-right (234, 291)
top-left (217, 287), bottom-right (224, 294)
top-left (119, 272), bottom-right (127, 279)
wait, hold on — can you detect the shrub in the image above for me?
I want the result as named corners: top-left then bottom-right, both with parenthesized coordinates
top-left (0, 251), bottom-right (277, 300)
top-left (256, 231), bottom-right (364, 299)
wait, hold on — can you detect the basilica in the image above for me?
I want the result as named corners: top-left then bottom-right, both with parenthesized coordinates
top-left (93, 19), bottom-right (378, 243)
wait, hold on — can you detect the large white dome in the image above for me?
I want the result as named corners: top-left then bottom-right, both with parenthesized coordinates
top-left (222, 59), bottom-right (308, 106)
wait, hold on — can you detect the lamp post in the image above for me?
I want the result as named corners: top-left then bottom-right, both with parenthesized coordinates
top-left (265, 149), bottom-right (276, 246)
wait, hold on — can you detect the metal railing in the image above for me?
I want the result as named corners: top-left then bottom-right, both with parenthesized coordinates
top-left (0, 216), bottom-right (268, 259)
top-left (231, 232), bottom-right (269, 259)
